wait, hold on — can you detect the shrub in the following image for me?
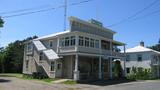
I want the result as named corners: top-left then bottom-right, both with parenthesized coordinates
top-left (127, 67), bottom-right (154, 80)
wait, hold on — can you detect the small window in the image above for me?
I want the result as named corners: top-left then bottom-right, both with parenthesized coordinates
top-left (27, 43), bottom-right (32, 51)
top-left (95, 40), bottom-right (99, 48)
top-left (90, 39), bottom-right (94, 48)
top-left (65, 37), bottom-right (70, 46)
top-left (51, 62), bottom-right (54, 71)
top-left (126, 55), bottom-right (130, 62)
top-left (79, 36), bottom-right (84, 46)
top-left (57, 63), bottom-right (62, 70)
top-left (39, 52), bottom-right (43, 61)
top-left (26, 60), bottom-right (29, 69)
top-left (137, 54), bottom-right (142, 62)
top-left (60, 38), bottom-right (65, 47)
top-left (85, 37), bottom-right (89, 47)
top-left (126, 67), bottom-right (130, 73)
top-left (70, 36), bottom-right (75, 46)
top-left (49, 40), bottom-right (53, 48)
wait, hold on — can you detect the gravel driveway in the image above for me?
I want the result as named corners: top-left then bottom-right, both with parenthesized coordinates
top-left (0, 75), bottom-right (160, 90)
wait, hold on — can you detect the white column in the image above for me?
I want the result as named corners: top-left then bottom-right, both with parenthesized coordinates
top-left (53, 60), bottom-right (57, 78)
top-left (74, 54), bottom-right (79, 80)
top-left (99, 56), bottom-right (102, 79)
top-left (109, 57), bottom-right (113, 79)
top-left (57, 38), bottom-right (60, 53)
top-left (75, 34), bottom-right (79, 51)
top-left (123, 45), bottom-right (127, 77)
top-left (109, 41), bottom-right (113, 79)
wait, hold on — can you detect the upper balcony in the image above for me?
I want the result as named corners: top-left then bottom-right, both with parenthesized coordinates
top-left (57, 34), bottom-right (125, 57)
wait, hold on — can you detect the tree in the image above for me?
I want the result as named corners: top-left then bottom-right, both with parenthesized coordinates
top-left (0, 17), bottom-right (4, 27)
top-left (0, 36), bottom-right (38, 73)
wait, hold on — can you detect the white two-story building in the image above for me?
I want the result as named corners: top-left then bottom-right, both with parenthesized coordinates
top-left (23, 16), bottom-right (126, 81)
top-left (126, 42), bottom-right (160, 78)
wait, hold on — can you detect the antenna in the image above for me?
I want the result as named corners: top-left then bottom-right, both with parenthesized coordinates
top-left (64, 0), bottom-right (67, 31)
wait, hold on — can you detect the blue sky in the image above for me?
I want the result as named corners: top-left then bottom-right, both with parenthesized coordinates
top-left (0, 0), bottom-right (160, 49)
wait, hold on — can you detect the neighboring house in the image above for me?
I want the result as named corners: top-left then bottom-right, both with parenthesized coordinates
top-left (23, 16), bottom-right (126, 81)
top-left (126, 42), bottom-right (160, 78)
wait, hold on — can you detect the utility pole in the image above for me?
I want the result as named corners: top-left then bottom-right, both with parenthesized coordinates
top-left (64, 0), bottom-right (67, 31)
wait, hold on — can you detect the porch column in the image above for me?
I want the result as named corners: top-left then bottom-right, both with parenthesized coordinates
top-left (157, 55), bottom-right (160, 78)
top-left (123, 45), bottom-right (127, 77)
top-left (57, 38), bottom-right (60, 53)
top-left (109, 57), bottom-right (112, 79)
top-left (109, 41), bottom-right (113, 79)
top-left (54, 60), bottom-right (57, 78)
top-left (98, 56), bottom-right (102, 79)
top-left (74, 54), bottom-right (79, 81)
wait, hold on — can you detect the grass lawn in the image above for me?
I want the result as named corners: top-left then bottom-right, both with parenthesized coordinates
top-left (0, 73), bottom-right (57, 84)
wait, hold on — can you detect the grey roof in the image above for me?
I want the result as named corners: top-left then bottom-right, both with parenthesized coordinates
top-left (43, 49), bottom-right (60, 60)
top-left (33, 40), bottom-right (46, 51)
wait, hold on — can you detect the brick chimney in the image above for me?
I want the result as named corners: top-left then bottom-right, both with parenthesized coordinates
top-left (140, 41), bottom-right (144, 47)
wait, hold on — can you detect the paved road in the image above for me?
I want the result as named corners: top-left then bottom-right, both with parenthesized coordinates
top-left (0, 76), bottom-right (160, 90)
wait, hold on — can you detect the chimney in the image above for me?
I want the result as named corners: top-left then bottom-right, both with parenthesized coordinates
top-left (140, 41), bottom-right (144, 47)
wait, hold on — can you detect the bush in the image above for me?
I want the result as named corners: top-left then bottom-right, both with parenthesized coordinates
top-left (127, 67), bottom-right (154, 80)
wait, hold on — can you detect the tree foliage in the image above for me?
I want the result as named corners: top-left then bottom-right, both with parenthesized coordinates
top-left (0, 36), bottom-right (38, 73)
top-left (0, 17), bottom-right (4, 27)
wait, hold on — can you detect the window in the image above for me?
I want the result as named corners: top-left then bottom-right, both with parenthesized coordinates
top-left (26, 60), bottom-right (29, 69)
top-left (49, 40), bottom-right (53, 48)
top-left (51, 62), bottom-right (54, 71)
top-left (79, 36), bottom-right (84, 46)
top-left (90, 39), bottom-right (94, 48)
top-left (57, 63), bottom-right (62, 70)
top-left (60, 38), bottom-right (65, 47)
top-left (70, 36), bottom-right (75, 46)
top-left (137, 54), bottom-right (142, 62)
top-left (95, 40), bottom-right (99, 48)
top-left (126, 67), bottom-right (130, 73)
top-left (126, 55), bottom-right (130, 62)
top-left (39, 52), bottom-right (43, 61)
top-left (27, 43), bottom-right (32, 51)
top-left (85, 37), bottom-right (89, 47)
top-left (65, 37), bottom-right (70, 46)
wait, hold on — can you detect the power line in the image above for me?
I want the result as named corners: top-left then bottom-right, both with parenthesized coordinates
top-left (64, 0), bottom-right (67, 31)
top-left (1, 0), bottom-right (94, 19)
top-left (107, 0), bottom-right (159, 27)
top-left (0, 5), bottom-right (50, 15)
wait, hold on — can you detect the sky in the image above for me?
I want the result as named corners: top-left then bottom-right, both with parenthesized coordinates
top-left (0, 0), bottom-right (160, 49)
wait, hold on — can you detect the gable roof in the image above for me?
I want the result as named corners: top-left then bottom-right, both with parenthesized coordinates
top-left (35, 30), bottom-right (70, 40)
top-left (126, 45), bottom-right (160, 54)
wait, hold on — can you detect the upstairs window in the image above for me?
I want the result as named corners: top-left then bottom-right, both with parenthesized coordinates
top-left (60, 38), bottom-right (65, 47)
top-left (51, 62), bottom-right (54, 71)
top-left (95, 40), bottom-right (99, 48)
top-left (79, 36), bottom-right (84, 46)
top-left (27, 43), bottom-right (32, 51)
top-left (49, 40), bottom-right (53, 48)
top-left (85, 37), bottom-right (89, 47)
top-left (137, 54), bottom-right (142, 62)
top-left (90, 39), bottom-right (94, 48)
top-left (65, 37), bottom-right (70, 46)
top-left (70, 36), bottom-right (75, 46)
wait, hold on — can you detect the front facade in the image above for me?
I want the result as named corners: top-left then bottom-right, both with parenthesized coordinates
top-left (23, 16), bottom-right (126, 81)
top-left (126, 42), bottom-right (160, 78)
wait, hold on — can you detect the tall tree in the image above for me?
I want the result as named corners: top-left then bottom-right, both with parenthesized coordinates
top-left (0, 17), bottom-right (4, 27)
top-left (0, 36), bottom-right (38, 73)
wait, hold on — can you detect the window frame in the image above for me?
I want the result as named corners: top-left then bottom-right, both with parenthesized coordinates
top-left (49, 40), bottom-right (53, 48)
top-left (70, 36), bottom-right (75, 46)
top-left (79, 36), bottom-right (84, 46)
top-left (137, 54), bottom-right (142, 62)
top-left (95, 40), bottom-right (99, 48)
top-left (90, 38), bottom-right (95, 48)
top-left (65, 37), bottom-right (70, 46)
top-left (51, 61), bottom-right (55, 71)
top-left (85, 37), bottom-right (89, 47)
